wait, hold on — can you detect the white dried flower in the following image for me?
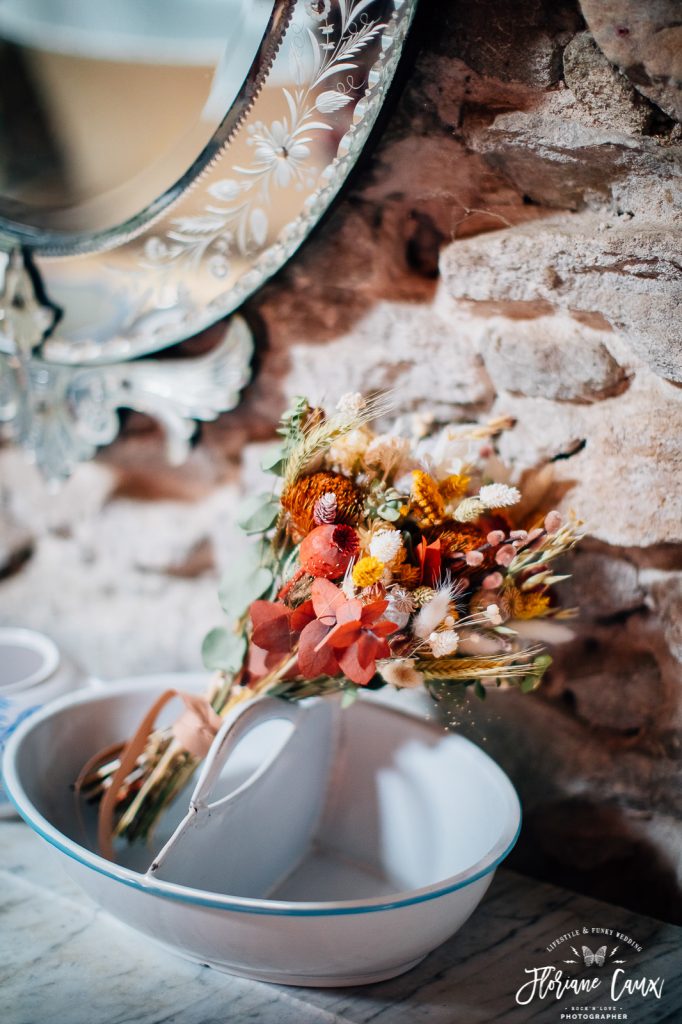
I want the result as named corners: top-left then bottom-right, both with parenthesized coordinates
top-left (364, 434), bottom-right (411, 477)
top-left (485, 603), bottom-right (503, 626)
top-left (313, 491), bottom-right (337, 525)
top-left (413, 583), bottom-right (454, 640)
top-left (369, 529), bottom-right (404, 567)
top-left (341, 563), bottom-right (356, 600)
top-left (415, 424), bottom-right (473, 481)
top-left (328, 426), bottom-right (372, 474)
top-left (385, 587), bottom-right (415, 629)
top-left (410, 412), bottom-right (435, 440)
top-left (336, 392), bottom-right (366, 416)
top-left (378, 658), bottom-right (424, 689)
top-left (478, 483), bottom-right (521, 509)
top-left (429, 629), bottom-right (459, 658)
top-left (454, 496), bottom-right (486, 523)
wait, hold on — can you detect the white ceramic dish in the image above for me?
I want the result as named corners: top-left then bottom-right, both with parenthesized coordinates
top-left (0, 626), bottom-right (90, 817)
top-left (2, 677), bottom-right (521, 987)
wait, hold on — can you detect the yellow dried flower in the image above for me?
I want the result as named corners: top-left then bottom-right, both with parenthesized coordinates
top-left (439, 473), bottom-right (470, 503)
top-left (352, 556), bottom-right (385, 588)
top-left (507, 586), bottom-right (551, 619)
top-left (412, 585), bottom-right (436, 607)
top-left (282, 471), bottom-right (361, 536)
top-left (411, 471), bottom-right (445, 526)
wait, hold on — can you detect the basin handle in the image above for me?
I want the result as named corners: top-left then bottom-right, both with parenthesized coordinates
top-left (147, 696), bottom-right (304, 877)
top-left (189, 696), bottom-right (303, 812)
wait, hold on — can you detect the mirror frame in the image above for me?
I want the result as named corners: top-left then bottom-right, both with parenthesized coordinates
top-left (0, 1), bottom-right (294, 254)
top-left (0, 0), bottom-right (419, 480)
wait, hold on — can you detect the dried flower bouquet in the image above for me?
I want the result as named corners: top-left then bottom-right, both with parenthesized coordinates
top-left (78, 393), bottom-right (581, 854)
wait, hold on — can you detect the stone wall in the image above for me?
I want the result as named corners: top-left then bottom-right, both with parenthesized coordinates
top-left (1, 1), bottom-right (680, 921)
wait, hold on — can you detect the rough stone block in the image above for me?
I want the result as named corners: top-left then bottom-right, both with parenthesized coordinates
top-left (440, 215), bottom-right (682, 381)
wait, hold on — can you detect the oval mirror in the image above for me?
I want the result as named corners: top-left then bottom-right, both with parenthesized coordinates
top-left (0, 0), bottom-right (418, 480)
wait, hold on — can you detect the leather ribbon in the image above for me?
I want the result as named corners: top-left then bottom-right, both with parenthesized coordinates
top-left (86, 689), bottom-right (222, 862)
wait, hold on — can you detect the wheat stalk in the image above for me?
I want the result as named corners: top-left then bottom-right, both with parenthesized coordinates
top-left (416, 648), bottom-right (544, 680)
top-left (281, 392), bottom-right (394, 490)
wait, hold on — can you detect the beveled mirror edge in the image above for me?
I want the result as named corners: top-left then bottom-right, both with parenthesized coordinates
top-left (0, 1), bottom-right (296, 257)
top-left (35, 0), bottom-right (419, 366)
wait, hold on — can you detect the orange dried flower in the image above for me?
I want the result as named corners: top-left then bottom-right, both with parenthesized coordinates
top-left (431, 523), bottom-right (486, 557)
top-left (282, 471), bottom-right (362, 537)
top-left (439, 473), bottom-right (470, 503)
top-left (411, 471), bottom-right (445, 526)
top-left (392, 563), bottom-right (421, 588)
top-left (507, 586), bottom-right (551, 619)
top-left (469, 588), bottom-right (512, 620)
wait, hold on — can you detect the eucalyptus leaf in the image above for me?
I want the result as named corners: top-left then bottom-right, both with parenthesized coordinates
top-left (237, 493), bottom-right (280, 534)
top-left (202, 628), bottom-right (247, 673)
top-left (219, 564), bottom-right (273, 619)
top-left (521, 675), bottom-right (538, 693)
top-left (261, 445), bottom-right (286, 475)
top-left (378, 504), bottom-right (401, 522)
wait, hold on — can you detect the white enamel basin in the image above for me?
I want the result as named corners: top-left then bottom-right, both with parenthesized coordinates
top-left (2, 677), bottom-right (521, 987)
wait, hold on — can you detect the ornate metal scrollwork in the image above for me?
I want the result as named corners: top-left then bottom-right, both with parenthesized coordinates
top-left (0, 1), bottom-right (418, 480)
top-left (0, 255), bottom-right (253, 482)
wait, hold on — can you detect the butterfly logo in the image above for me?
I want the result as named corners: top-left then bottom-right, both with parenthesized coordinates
top-left (582, 945), bottom-right (607, 967)
top-left (563, 944), bottom-right (627, 967)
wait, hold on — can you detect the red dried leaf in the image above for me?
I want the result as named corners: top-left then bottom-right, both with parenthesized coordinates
top-left (298, 619), bottom-right (339, 677)
top-left (323, 619), bottom-right (361, 650)
top-left (359, 599), bottom-right (389, 627)
top-left (371, 619), bottom-right (399, 638)
top-left (246, 642), bottom-right (269, 681)
top-left (311, 578), bottom-right (347, 623)
top-left (417, 538), bottom-right (442, 586)
top-left (335, 598), bottom-right (363, 625)
top-left (250, 601), bottom-right (293, 653)
top-left (355, 631), bottom-right (378, 669)
top-left (337, 644), bottom-right (376, 686)
top-left (290, 599), bottom-right (315, 632)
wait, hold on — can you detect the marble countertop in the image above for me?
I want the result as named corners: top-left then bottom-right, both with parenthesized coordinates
top-left (1, 821), bottom-right (680, 1024)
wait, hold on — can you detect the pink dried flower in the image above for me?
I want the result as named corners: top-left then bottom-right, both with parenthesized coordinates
top-left (510, 530), bottom-right (528, 541)
top-left (465, 550), bottom-right (484, 567)
top-left (483, 572), bottom-right (504, 590)
top-left (313, 491), bottom-right (338, 525)
top-left (544, 510), bottom-right (563, 534)
top-left (487, 530), bottom-right (506, 546)
top-left (495, 545), bottom-right (516, 567)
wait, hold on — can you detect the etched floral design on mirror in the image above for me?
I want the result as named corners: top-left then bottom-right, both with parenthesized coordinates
top-left (0, 0), bottom-right (419, 479)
